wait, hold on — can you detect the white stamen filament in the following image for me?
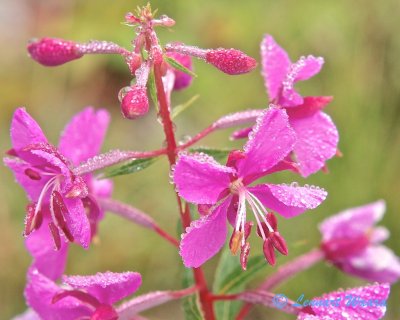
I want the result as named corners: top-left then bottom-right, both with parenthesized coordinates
top-left (247, 191), bottom-right (274, 233)
top-left (34, 175), bottom-right (60, 215)
top-left (245, 194), bottom-right (267, 240)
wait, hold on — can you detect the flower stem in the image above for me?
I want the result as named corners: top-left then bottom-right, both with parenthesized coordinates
top-left (153, 62), bottom-right (216, 320)
top-left (236, 248), bottom-right (324, 319)
top-left (98, 198), bottom-right (179, 247)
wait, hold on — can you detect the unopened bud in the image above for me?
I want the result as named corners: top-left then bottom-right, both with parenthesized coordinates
top-left (120, 86), bottom-right (149, 120)
top-left (27, 38), bottom-right (83, 66)
top-left (205, 48), bottom-right (257, 75)
top-left (124, 53), bottom-right (142, 75)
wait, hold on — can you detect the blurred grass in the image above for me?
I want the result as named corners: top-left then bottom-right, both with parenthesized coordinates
top-left (0, 0), bottom-right (399, 319)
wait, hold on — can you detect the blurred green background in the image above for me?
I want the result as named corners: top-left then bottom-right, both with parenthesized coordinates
top-left (1, 0), bottom-right (399, 319)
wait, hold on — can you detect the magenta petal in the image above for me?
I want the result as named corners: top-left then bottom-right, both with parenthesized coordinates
top-left (286, 96), bottom-right (333, 118)
top-left (59, 107), bottom-right (110, 166)
top-left (63, 197), bottom-right (91, 248)
top-left (25, 268), bottom-right (91, 320)
top-left (249, 183), bottom-right (327, 218)
top-left (180, 198), bottom-right (230, 268)
top-left (173, 153), bottom-right (233, 204)
top-left (4, 157), bottom-right (48, 200)
top-left (89, 177), bottom-right (113, 198)
top-left (237, 107), bottom-right (296, 183)
top-left (25, 219), bottom-right (68, 280)
top-left (280, 56), bottom-right (324, 107)
top-left (319, 201), bottom-right (385, 242)
top-left (10, 108), bottom-right (47, 152)
top-left (342, 246), bottom-right (400, 283)
top-left (298, 283), bottom-right (390, 320)
top-left (260, 35), bottom-right (291, 101)
top-left (290, 111), bottom-right (339, 177)
top-left (63, 271), bottom-right (142, 305)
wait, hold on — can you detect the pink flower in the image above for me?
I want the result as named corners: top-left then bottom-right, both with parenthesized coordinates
top-left (232, 36), bottom-right (339, 177)
top-left (4, 107), bottom-right (112, 279)
top-left (261, 35), bottom-right (339, 177)
top-left (297, 283), bottom-right (390, 320)
top-left (173, 107), bottom-right (327, 268)
top-left (319, 200), bottom-right (400, 283)
top-left (25, 268), bottom-right (141, 320)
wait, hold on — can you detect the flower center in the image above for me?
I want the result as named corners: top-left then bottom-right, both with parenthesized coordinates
top-left (229, 178), bottom-right (244, 194)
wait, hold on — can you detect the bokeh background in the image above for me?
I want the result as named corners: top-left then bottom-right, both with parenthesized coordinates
top-left (1, 0), bottom-right (399, 319)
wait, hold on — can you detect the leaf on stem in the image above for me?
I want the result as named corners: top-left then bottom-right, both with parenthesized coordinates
top-left (171, 94), bottom-right (200, 119)
top-left (189, 147), bottom-right (230, 163)
top-left (102, 158), bottom-right (157, 178)
top-left (148, 70), bottom-right (159, 112)
top-left (213, 249), bottom-right (265, 320)
top-left (164, 55), bottom-right (197, 77)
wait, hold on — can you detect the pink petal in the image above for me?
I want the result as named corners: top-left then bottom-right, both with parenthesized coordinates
top-left (237, 107), bottom-right (296, 183)
top-left (214, 109), bottom-right (263, 130)
top-left (63, 271), bottom-right (142, 305)
top-left (10, 108), bottom-right (47, 152)
top-left (299, 283), bottom-right (390, 320)
top-left (63, 197), bottom-right (91, 248)
top-left (59, 107), bottom-right (110, 166)
top-left (173, 153), bottom-right (234, 204)
top-left (280, 56), bottom-right (324, 107)
top-left (25, 268), bottom-right (91, 320)
top-left (88, 177), bottom-right (113, 198)
top-left (290, 111), bottom-right (339, 177)
top-left (25, 217), bottom-right (68, 280)
top-left (180, 198), bottom-right (230, 267)
top-left (261, 35), bottom-right (291, 101)
top-left (342, 246), bottom-right (400, 283)
top-left (248, 183), bottom-right (327, 218)
top-left (319, 200), bottom-right (385, 242)
top-left (3, 157), bottom-right (48, 200)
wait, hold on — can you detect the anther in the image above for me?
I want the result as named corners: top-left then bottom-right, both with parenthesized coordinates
top-left (263, 238), bottom-right (276, 266)
top-left (240, 242), bottom-right (251, 271)
top-left (24, 168), bottom-right (42, 180)
top-left (229, 230), bottom-right (243, 255)
top-left (48, 222), bottom-right (61, 251)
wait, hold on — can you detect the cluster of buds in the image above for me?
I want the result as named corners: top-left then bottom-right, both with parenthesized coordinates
top-left (27, 4), bottom-right (257, 120)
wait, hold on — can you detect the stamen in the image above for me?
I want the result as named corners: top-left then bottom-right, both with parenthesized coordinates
top-left (24, 168), bottom-right (42, 180)
top-left (240, 242), bottom-right (251, 271)
top-left (229, 231), bottom-right (243, 255)
top-left (52, 289), bottom-right (100, 309)
top-left (246, 195), bottom-right (266, 240)
top-left (35, 175), bottom-right (59, 216)
top-left (263, 238), bottom-right (276, 266)
top-left (48, 222), bottom-right (61, 250)
top-left (247, 192), bottom-right (274, 233)
top-left (23, 203), bottom-right (37, 236)
top-left (50, 191), bottom-right (74, 242)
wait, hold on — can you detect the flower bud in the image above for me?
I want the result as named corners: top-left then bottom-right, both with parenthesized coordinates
top-left (120, 86), bottom-right (149, 120)
top-left (124, 53), bottom-right (142, 75)
top-left (205, 48), bottom-right (257, 75)
top-left (27, 38), bottom-right (83, 66)
top-left (166, 52), bottom-right (193, 90)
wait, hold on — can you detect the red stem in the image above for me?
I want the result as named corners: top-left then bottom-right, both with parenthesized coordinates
top-left (154, 225), bottom-right (179, 247)
top-left (153, 63), bottom-right (216, 320)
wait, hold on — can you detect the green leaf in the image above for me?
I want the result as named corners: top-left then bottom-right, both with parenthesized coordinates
top-left (164, 55), bottom-right (197, 77)
top-left (182, 268), bottom-right (204, 320)
top-left (148, 70), bottom-right (159, 112)
top-left (189, 147), bottom-right (231, 162)
top-left (171, 94), bottom-right (200, 119)
top-left (102, 158), bottom-right (157, 178)
top-left (213, 249), bottom-right (266, 320)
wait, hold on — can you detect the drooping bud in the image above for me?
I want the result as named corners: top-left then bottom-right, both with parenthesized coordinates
top-left (120, 85), bottom-right (149, 120)
top-left (205, 48), bottom-right (257, 75)
top-left (229, 230), bottom-right (243, 255)
top-left (270, 232), bottom-right (288, 256)
top-left (27, 38), bottom-right (83, 66)
top-left (166, 51), bottom-right (194, 90)
top-left (263, 238), bottom-right (276, 266)
top-left (240, 242), bottom-right (251, 271)
top-left (124, 53), bottom-right (142, 75)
